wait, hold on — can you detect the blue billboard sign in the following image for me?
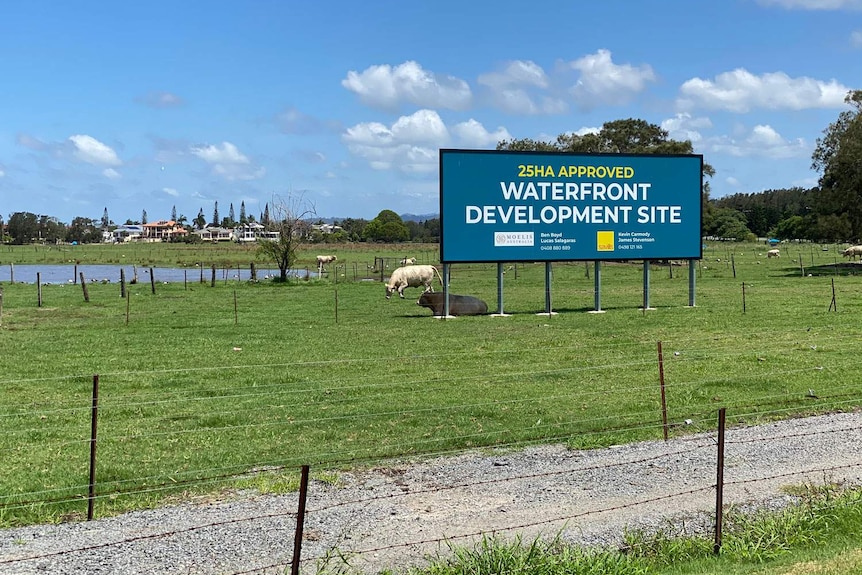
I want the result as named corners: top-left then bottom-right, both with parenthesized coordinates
top-left (440, 149), bottom-right (703, 263)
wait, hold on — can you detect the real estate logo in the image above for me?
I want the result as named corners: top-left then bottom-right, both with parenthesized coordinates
top-left (494, 231), bottom-right (535, 247)
top-left (597, 231), bottom-right (614, 252)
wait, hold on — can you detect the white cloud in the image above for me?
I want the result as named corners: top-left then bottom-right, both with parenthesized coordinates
top-left (757, 0), bottom-right (862, 9)
top-left (190, 141), bottom-right (265, 181)
top-left (276, 107), bottom-right (335, 134)
top-left (567, 49), bottom-right (656, 108)
top-left (451, 119), bottom-right (512, 148)
top-left (0, 168), bottom-right (5, 178)
top-left (162, 187), bottom-right (179, 197)
top-left (478, 60), bottom-right (567, 114)
top-left (570, 126), bottom-right (602, 136)
top-left (342, 60), bottom-right (472, 111)
top-left (69, 135), bottom-right (121, 166)
top-left (102, 168), bottom-right (121, 179)
top-left (678, 69), bottom-right (849, 112)
top-left (851, 30), bottom-right (862, 47)
top-left (661, 113), bottom-right (713, 143)
top-left (725, 176), bottom-right (741, 187)
top-left (138, 91), bottom-right (185, 108)
top-left (391, 109), bottom-right (450, 144)
top-left (342, 109), bottom-right (450, 173)
top-left (708, 124), bottom-right (808, 159)
top-left (17, 133), bottom-right (47, 150)
top-left (479, 60), bottom-right (549, 89)
top-left (191, 141), bottom-right (249, 164)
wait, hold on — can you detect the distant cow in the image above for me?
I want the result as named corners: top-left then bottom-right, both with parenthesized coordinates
top-left (316, 255), bottom-right (337, 273)
top-left (417, 292), bottom-right (488, 316)
top-left (766, 249), bottom-right (780, 258)
top-left (385, 265), bottom-right (442, 299)
top-left (842, 245), bottom-right (862, 260)
top-left (400, 257), bottom-right (416, 266)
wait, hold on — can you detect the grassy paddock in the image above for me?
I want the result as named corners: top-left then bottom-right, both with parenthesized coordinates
top-left (1, 241), bottom-right (861, 526)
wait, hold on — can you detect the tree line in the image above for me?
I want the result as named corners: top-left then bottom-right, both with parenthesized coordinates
top-left (0, 207), bottom-right (440, 245)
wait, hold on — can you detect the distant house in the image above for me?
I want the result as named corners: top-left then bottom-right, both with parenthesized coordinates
top-left (112, 224), bottom-right (144, 243)
top-left (142, 220), bottom-right (187, 242)
top-left (312, 223), bottom-right (343, 235)
top-left (192, 226), bottom-right (234, 242)
top-left (234, 222), bottom-right (280, 242)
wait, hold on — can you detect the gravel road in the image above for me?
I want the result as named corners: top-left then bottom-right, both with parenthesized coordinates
top-left (1, 411), bottom-right (860, 575)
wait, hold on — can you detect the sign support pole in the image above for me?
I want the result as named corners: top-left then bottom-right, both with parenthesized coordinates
top-left (539, 262), bottom-right (555, 316)
top-left (442, 263), bottom-right (450, 318)
top-left (492, 263), bottom-right (510, 317)
top-left (642, 260), bottom-right (654, 310)
top-left (688, 259), bottom-right (696, 307)
top-left (589, 261), bottom-right (605, 314)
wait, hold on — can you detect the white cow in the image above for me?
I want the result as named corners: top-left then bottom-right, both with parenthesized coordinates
top-left (400, 257), bottom-right (417, 266)
top-left (385, 265), bottom-right (442, 299)
top-left (766, 249), bottom-right (780, 258)
top-left (842, 245), bottom-right (862, 260)
top-left (316, 255), bottom-right (337, 273)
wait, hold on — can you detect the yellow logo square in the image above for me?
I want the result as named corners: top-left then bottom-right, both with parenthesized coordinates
top-left (597, 231), bottom-right (614, 251)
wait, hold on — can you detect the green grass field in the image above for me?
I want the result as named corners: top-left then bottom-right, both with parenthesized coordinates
top-left (1, 241), bottom-right (861, 531)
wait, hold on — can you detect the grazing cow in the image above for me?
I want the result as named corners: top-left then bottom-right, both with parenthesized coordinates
top-left (385, 265), bottom-right (442, 299)
top-left (766, 249), bottom-right (780, 258)
top-left (417, 292), bottom-right (488, 316)
top-left (400, 257), bottom-right (417, 266)
top-left (316, 255), bottom-right (337, 273)
top-left (842, 245), bottom-right (862, 260)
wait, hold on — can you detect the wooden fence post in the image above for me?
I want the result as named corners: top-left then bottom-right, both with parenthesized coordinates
top-left (80, 272), bottom-right (90, 302)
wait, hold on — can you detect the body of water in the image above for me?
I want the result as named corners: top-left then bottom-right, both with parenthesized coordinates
top-left (0, 264), bottom-right (316, 284)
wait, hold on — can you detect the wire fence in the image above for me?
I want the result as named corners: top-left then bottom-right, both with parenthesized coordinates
top-left (1, 410), bottom-right (860, 574)
top-left (1, 334), bottom-right (861, 574)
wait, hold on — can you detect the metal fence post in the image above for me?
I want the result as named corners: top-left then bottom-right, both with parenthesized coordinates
top-left (88, 374), bottom-right (100, 521)
top-left (291, 465), bottom-right (310, 575)
top-left (714, 407), bottom-right (726, 554)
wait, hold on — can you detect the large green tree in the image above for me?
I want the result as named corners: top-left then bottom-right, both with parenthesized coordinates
top-left (812, 90), bottom-right (862, 241)
top-left (363, 210), bottom-right (410, 243)
top-left (6, 212), bottom-right (65, 244)
top-left (67, 217), bottom-right (101, 244)
top-left (7, 212), bottom-right (39, 244)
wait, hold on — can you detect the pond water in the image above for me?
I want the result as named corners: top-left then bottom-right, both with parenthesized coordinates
top-left (0, 264), bottom-right (316, 285)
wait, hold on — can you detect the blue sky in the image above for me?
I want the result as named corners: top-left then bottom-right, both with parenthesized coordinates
top-left (1, 0), bottom-right (860, 225)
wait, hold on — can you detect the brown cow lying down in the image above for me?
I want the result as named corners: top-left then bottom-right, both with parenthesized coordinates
top-left (417, 292), bottom-right (488, 316)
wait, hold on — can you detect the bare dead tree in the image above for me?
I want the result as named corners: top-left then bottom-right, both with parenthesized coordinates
top-left (256, 193), bottom-right (316, 282)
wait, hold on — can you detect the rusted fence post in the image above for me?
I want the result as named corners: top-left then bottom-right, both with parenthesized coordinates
top-left (210, 264), bottom-right (216, 287)
top-left (119, 268), bottom-right (126, 299)
top-left (714, 407), bottom-right (726, 554)
top-left (291, 465), bottom-right (310, 575)
top-left (88, 374), bottom-right (100, 521)
top-left (149, 267), bottom-right (156, 294)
